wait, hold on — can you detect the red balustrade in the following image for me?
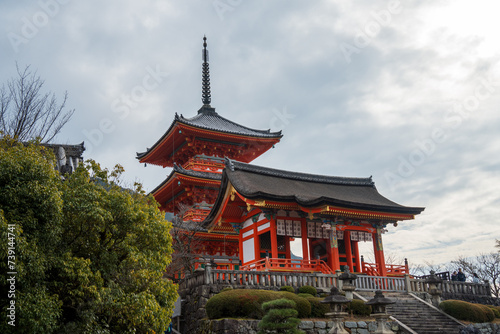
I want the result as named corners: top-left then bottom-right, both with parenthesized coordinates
top-left (240, 257), bottom-right (335, 275)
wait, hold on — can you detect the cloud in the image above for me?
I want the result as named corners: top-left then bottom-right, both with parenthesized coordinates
top-left (1, 0), bottom-right (499, 266)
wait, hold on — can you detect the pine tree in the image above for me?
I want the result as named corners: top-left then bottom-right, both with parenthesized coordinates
top-left (258, 298), bottom-right (304, 334)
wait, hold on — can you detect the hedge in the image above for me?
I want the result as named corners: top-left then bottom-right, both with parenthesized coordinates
top-left (486, 305), bottom-right (500, 318)
top-left (298, 285), bottom-right (317, 296)
top-left (206, 289), bottom-right (311, 319)
top-left (439, 300), bottom-right (495, 323)
top-left (280, 286), bottom-right (295, 293)
top-left (307, 297), bottom-right (330, 318)
top-left (346, 299), bottom-right (371, 316)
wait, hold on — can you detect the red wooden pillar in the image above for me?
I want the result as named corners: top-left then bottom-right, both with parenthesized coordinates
top-left (301, 219), bottom-right (309, 261)
top-left (352, 240), bottom-right (360, 272)
top-left (373, 228), bottom-right (387, 276)
top-left (327, 227), bottom-right (340, 271)
top-left (238, 231), bottom-right (244, 265)
top-left (254, 222), bottom-right (260, 261)
top-left (344, 231), bottom-right (353, 272)
top-left (285, 236), bottom-right (291, 259)
top-left (270, 217), bottom-right (278, 259)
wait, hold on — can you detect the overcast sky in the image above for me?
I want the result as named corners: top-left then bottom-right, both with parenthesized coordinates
top-left (1, 0), bottom-right (499, 267)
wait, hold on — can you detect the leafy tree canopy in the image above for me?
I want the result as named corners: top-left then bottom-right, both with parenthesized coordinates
top-left (0, 138), bottom-right (177, 333)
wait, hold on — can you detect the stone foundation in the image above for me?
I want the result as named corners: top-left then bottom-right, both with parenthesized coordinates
top-left (460, 323), bottom-right (500, 334)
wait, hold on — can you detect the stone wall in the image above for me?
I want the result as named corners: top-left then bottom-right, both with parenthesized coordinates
top-left (198, 319), bottom-right (405, 334)
top-left (460, 323), bottom-right (500, 334)
top-left (179, 278), bottom-right (282, 333)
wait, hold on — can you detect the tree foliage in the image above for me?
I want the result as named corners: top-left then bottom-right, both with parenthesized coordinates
top-left (257, 299), bottom-right (303, 334)
top-left (166, 203), bottom-right (206, 282)
top-left (0, 64), bottom-right (74, 143)
top-left (0, 138), bottom-right (177, 333)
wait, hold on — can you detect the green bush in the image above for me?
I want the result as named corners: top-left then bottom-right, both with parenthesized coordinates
top-left (298, 285), bottom-right (317, 296)
top-left (307, 297), bottom-right (329, 318)
top-left (297, 293), bottom-right (314, 298)
top-left (439, 300), bottom-right (495, 323)
top-left (346, 299), bottom-right (371, 316)
top-left (477, 304), bottom-right (495, 322)
top-left (486, 305), bottom-right (500, 318)
top-left (258, 299), bottom-right (303, 334)
top-left (280, 286), bottom-right (295, 293)
top-left (205, 289), bottom-right (311, 319)
top-left (278, 292), bottom-right (311, 318)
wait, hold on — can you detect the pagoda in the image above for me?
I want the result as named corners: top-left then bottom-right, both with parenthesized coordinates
top-left (138, 37), bottom-right (424, 277)
top-left (137, 37), bottom-right (282, 270)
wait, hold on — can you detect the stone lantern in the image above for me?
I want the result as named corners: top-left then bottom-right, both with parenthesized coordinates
top-left (366, 290), bottom-right (395, 334)
top-left (321, 286), bottom-right (350, 334)
top-left (426, 270), bottom-right (442, 307)
top-left (338, 267), bottom-right (357, 300)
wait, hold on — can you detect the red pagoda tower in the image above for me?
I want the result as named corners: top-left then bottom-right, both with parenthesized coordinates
top-left (137, 37), bottom-right (282, 270)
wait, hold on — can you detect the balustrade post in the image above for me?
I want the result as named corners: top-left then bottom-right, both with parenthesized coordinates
top-left (204, 265), bottom-right (211, 285)
top-left (404, 274), bottom-right (410, 293)
top-left (335, 270), bottom-right (342, 291)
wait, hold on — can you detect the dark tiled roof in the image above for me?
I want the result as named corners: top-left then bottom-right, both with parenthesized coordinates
top-left (226, 159), bottom-right (374, 186)
top-left (137, 106), bottom-right (282, 159)
top-left (180, 106), bottom-right (282, 138)
top-left (42, 142), bottom-right (85, 158)
top-left (150, 163), bottom-right (222, 195)
top-left (220, 159), bottom-right (424, 214)
top-left (173, 163), bottom-right (222, 181)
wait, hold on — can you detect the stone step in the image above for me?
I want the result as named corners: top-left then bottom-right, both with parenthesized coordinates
top-left (373, 291), bottom-right (465, 334)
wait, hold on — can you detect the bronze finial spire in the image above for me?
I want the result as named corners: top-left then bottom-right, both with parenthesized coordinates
top-left (202, 36), bottom-right (211, 106)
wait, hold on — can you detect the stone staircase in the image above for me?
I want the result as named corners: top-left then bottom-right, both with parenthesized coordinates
top-left (356, 292), bottom-right (465, 334)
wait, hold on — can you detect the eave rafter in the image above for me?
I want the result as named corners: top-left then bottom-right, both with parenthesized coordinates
top-left (138, 122), bottom-right (281, 167)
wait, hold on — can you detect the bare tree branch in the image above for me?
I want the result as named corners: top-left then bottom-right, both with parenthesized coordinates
top-left (0, 64), bottom-right (74, 143)
top-left (452, 252), bottom-right (500, 297)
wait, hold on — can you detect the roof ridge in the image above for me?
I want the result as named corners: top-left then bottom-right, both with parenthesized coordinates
top-left (179, 110), bottom-right (282, 136)
top-left (225, 158), bottom-right (374, 186)
top-left (173, 163), bottom-right (222, 180)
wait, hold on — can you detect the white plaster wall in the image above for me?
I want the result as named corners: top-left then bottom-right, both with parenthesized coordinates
top-left (242, 238), bottom-right (255, 263)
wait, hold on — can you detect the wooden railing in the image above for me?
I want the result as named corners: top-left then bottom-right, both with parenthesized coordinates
top-left (361, 261), bottom-right (409, 277)
top-left (240, 257), bottom-right (334, 275)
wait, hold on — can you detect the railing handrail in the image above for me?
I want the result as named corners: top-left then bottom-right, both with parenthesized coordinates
top-left (178, 268), bottom-right (492, 299)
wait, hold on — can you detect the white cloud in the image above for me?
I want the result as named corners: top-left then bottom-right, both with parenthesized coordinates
top-left (1, 0), bottom-right (499, 268)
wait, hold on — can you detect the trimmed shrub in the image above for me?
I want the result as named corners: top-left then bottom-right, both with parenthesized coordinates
top-left (257, 299), bottom-right (303, 334)
top-left (439, 300), bottom-right (495, 323)
top-left (205, 289), bottom-right (311, 319)
top-left (487, 305), bottom-right (500, 318)
top-left (307, 297), bottom-right (329, 318)
top-left (346, 299), bottom-right (371, 316)
top-left (280, 286), bottom-right (295, 293)
top-left (298, 285), bottom-right (317, 296)
top-left (278, 292), bottom-right (311, 318)
top-left (476, 304), bottom-right (495, 322)
top-left (297, 293), bottom-right (314, 298)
